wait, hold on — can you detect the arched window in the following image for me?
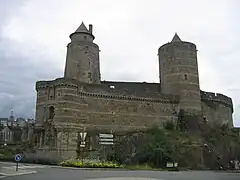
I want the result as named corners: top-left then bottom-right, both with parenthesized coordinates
top-left (49, 106), bottom-right (55, 119)
top-left (184, 74), bottom-right (188, 80)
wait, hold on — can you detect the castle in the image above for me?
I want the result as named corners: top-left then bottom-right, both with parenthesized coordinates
top-left (34, 22), bottom-right (233, 157)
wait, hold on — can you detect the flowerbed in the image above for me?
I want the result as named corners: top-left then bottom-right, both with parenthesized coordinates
top-left (60, 159), bottom-right (123, 168)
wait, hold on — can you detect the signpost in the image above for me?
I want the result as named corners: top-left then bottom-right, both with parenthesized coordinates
top-left (80, 132), bottom-right (87, 147)
top-left (98, 133), bottom-right (114, 160)
top-left (15, 154), bottom-right (22, 171)
top-left (99, 133), bottom-right (114, 145)
top-left (79, 132), bottom-right (87, 164)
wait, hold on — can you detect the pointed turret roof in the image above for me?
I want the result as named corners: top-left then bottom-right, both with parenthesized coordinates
top-left (171, 33), bottom-right (181, 42)
top-left (75, 22), bottom-right (89, 33)
top-left (69, 21), bottom-right (95, 40)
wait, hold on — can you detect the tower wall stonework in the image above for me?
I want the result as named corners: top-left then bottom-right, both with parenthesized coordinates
top-left (64, 42), bottom-right (100, 84)
top-left (64, 23), bottom-right (100, 84)
top-left (158, 39), bottom-right (201, 114)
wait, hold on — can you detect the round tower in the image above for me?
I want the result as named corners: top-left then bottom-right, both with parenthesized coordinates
top-left (158, 33), bottom-right (201, 114)
top-left (64, 22), bottom-right (101, 84)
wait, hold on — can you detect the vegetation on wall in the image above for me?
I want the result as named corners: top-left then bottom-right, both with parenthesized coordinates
top-left (177, 109), bottom-right (202, 131)
top-left (110, 120), bottom-right (240, 170)
top-left (0, 115), bottom-right (239, 170)
top-left (133, 127), bottom-right (174, 168)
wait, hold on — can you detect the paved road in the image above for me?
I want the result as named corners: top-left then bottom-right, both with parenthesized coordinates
top-left (0, 162), bottom-right (239, 180)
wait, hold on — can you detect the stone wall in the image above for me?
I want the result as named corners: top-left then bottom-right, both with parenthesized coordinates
top-left (35, 78), bottom-right (179, 158)
top-left (35, 78), bottom-right (234, 159)
top-left (54, 95), bottom-right (178, 131)
top-left (35, 78), bottom-right (179, 131)
top-left (200, 90), bottom-right (233, 127)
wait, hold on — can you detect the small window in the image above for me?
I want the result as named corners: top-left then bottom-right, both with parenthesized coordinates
top-left (88, 72), bottom-right (91, 78)
top-left (84, 36), bottom-right (87, 40)
top-left (49, 106), bottom-right (55, 119)
top-left (184, 74), bottom-right (188, 80)
top-left (85, 46), bottom-right (89, 53)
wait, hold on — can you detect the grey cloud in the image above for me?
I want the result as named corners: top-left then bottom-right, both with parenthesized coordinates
top-left (0, 0), bottom-right (26, 30)
top-left (0, 36), bottom-right (61, 118)
top-left (0, 0), bottom-right (62, 118)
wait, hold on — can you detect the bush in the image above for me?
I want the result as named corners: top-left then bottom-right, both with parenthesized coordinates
top-left (21, 151), bottom-right (61, 165)
top-left (0, 154), bottom-right (15, 162)
top-left (163, 121), bottom-right (175, 130)
top-left (60, 158), bottom-right (123, 168)
top-left (135, 128), bottom-right (174, 168)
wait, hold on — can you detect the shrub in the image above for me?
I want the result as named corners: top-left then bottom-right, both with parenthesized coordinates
top-left (60, 158), bottom-right (123, 168)
top-left (135, 128), bottom-right (174, 168)
top-left (21, 151), bottom-right (61, 165)
top-left (163, 121), bottom-right (175, 130)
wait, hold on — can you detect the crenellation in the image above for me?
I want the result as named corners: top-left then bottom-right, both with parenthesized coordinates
top-left (200, 90), bottom-right (233, 111)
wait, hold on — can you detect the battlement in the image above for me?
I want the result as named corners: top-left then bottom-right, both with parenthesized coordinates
top-left (200, 90), bottom-right (233, 111)
top-left (36, 78), bottom-right (80, 90)
top-left (158, 41), bottom-right (197, 52)
top-left (36, 78), bottom-right (179, 104)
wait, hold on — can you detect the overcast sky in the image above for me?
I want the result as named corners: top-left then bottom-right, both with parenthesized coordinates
top-left (0, 0), bottom-right (239, 127)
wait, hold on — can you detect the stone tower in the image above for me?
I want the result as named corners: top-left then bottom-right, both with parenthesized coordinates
top-left (158, 33), bottom-right (201, 114)
top-left (64, 22), bottom-right (101, 84)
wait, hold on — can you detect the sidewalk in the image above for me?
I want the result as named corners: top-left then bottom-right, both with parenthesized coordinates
top-left (0, 165), bottom-right (37, 177)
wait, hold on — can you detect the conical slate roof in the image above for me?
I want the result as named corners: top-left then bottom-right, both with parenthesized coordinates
top-left (74, 22), bottom-right (89, 33)
top-left (171, 33), bottom-right (181, 42)
top-left (69, 21), bottom-right (95, 40)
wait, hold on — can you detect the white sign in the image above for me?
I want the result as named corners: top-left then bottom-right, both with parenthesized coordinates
top-left (99, 134), bottom-right (113, 138)
top-left (80, 141), bottom-right (85, 147)
top-left (99, 142), bottom-right (114, 145)
top-left (166, 162), bottom-right (174, 168)
top-left (99, 139), bottom-right (114, 142)
top-left (80, 132), bottom-right (87, 141)
top-left (99, 133), bottom-right (114, 145)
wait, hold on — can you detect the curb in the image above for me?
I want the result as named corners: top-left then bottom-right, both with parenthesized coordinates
top-left (0, 171), bottom-right (37, 176)
top-left (216, 170), bottom-right (240, 173)
top-left (50, 166), bottom-right (129, 171)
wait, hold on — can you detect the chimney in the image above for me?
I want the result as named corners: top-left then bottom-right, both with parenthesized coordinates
top-left (89, 24), bottom-right (93, 34)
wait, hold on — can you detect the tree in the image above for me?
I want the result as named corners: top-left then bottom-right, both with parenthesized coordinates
top-left (134, 127), bottom-right (174, 168)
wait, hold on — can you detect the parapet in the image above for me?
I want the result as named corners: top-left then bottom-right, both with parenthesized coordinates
top-left (158, 41), bottom-right (197, 52)
top-left (200, 90), bottom-right (233, 112)
top-left (35, 78), bottom-right (180, 104)
top-left (36, 78), bottom-right (80, 91)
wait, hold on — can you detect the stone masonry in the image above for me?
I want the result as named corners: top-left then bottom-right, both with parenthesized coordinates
top-left (34, 22), bottom-right (234, 158)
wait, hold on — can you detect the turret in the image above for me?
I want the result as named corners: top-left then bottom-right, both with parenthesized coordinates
top-left (64, 22), bottom-right (101, 84)
top-left (158, 33), bottom-right (201, 114)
